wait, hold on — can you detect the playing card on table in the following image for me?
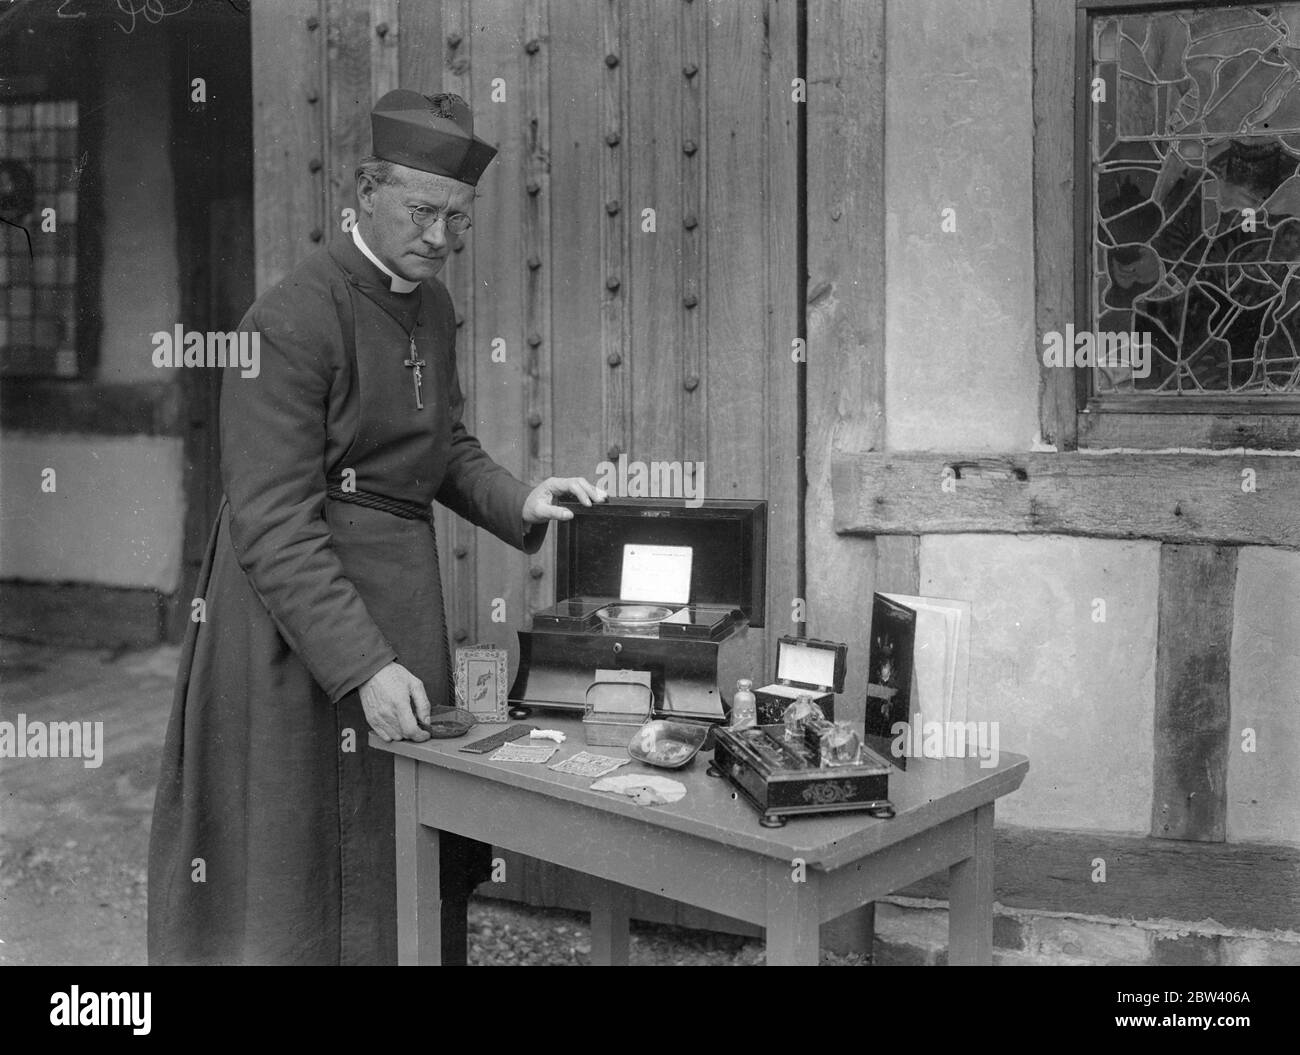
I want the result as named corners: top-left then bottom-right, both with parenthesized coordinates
top-left (489, 743), bottom-right (558, 764)
top-left (548, 751), bottom-right (631, 778)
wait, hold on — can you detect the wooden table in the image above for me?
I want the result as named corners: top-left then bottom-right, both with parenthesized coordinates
top-left (373, 718), bottom-right (1028, 965)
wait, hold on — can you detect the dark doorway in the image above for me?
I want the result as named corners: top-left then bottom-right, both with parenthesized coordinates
top-left (165, 18), bottom-right (254, 641)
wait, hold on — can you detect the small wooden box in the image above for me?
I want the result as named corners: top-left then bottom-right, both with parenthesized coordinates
top-left (582, 669), bottom-right (653, 747)
top-left (754, 636), bottom-right (848, 725)
top-left (710, 723), bottom-right (894, 828)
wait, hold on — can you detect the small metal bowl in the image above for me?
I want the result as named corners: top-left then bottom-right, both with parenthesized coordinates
top-left (627, 719), bottom-right (709, 769)
top-left (418, 706), bottom-right (477, 739)
top-left (597, 603), bottom-right (674, 637)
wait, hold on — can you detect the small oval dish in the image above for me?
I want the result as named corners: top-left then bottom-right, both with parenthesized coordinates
top-left (628, 719), bottom-right (709, 769)
top-left (419, 706), bottom-right (478, 739)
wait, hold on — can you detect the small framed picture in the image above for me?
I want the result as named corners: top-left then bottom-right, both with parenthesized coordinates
top-left (456, 644), bottom-right (508, 723)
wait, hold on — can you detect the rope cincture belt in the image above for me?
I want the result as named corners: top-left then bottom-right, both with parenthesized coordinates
top-left (326, 482), bottom-right (432, 523)
top-left (324, 482), bottom-right (455, 709)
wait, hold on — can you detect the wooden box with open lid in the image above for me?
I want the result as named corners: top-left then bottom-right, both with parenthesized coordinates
top-left (508, 496), bottom-right (767, 727)
top-left (753, 635), bottom-right (848, 725)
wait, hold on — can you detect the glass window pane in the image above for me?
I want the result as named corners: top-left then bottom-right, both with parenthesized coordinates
top-left (0, 99), bottom-right (77, 376)
top-left (1090, 4), bottom-right (1300, 395)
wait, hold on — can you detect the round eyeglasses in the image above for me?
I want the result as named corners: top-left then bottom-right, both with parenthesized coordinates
top-left (406, 204), bottom-right (472, 235)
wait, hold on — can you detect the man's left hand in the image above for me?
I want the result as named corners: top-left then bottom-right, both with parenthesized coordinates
top-left (523, 477), bottom-right (608, 523)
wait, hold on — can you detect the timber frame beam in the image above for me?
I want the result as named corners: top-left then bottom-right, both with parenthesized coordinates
top-left (832, 452), bottom-right (1300, 549)
top-left (902, 825), bottom-right (1300, 934)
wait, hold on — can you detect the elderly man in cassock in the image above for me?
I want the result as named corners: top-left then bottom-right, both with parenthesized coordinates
top-left (147, 90), bottom-right (604, 965)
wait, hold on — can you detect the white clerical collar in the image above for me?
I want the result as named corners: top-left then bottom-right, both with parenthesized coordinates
top-left (351, 224), bottom-right (421, 294)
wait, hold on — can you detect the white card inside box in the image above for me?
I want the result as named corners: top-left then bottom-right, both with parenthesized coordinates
top-left (619, 544), bottom-right (692, 604)
top-left (776, 641), bottom-right (837, 688)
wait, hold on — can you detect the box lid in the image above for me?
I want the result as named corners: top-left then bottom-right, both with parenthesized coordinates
top-left (556, 497), bottom-right (767, 627)
top-left (774, 635), bottom-right (848, 693)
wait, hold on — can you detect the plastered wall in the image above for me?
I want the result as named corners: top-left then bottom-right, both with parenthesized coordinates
top-left (920, 535), bottom-right (1159, 833)
top-left (0, 433), bottom-right (185, 593)
top-left (1229, 547), bottom-right (1300, 845)
top-left (883, 0), bottom-right (1041, 452)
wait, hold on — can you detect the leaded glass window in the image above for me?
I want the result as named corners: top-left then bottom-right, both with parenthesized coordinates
top-left (0, 99), bottom-right (79, 377)
top-left (1089, 3), bottom-right (1300, 397)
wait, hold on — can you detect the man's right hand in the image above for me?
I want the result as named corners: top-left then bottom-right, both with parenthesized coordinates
top-left (359, 662), bottom-right (431, 742)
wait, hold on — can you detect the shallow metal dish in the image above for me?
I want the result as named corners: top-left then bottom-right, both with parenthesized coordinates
top-left (596, 603), bottom-right (674, 636)
top-left (627, 719), bottom-right (709, 769)
top-left (419, 706), bottom-right (477, 739)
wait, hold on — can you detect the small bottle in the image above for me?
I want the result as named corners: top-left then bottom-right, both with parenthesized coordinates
top-left (731, 678), bottom-right (757, 729)
top-left (783, 694), bottom-right (824, 740)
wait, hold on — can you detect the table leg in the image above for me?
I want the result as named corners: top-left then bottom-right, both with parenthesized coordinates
top-left (948, 803), bottom-right (995, 965)
top-left (394, 755), bottom-right (443, 965)
top-left (822, 903), bottom-right (875, 959)
top-left (440, 897), bottom-right (470, 966)
top-left (765, 858), bottom-right (822, 966)
top-left (589, 879), bottom-right (631, 965)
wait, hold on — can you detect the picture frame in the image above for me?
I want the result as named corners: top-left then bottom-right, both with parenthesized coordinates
top-left (455, 644), bottom-right (508, 723)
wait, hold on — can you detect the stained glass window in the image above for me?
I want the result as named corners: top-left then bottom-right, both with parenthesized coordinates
top-left (1090, 4), bottom-right (1300, 396)
top-left (0, 100), bottom-right (79, 377)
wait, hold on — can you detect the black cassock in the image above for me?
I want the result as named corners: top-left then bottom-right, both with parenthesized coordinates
top-left (147, 233), bottom-right (545, 964)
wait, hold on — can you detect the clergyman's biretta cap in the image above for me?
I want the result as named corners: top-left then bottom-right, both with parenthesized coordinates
top-left (370, 90), bottom-right (497, 185)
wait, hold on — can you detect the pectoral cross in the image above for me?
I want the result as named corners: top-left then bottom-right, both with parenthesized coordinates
top-left (404, 334), bottom-right (425, 410)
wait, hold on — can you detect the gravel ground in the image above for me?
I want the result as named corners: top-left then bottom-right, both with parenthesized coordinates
top-left (468, 899), bottom-right (766, 966)
top-left (468, 898), bottom-right (872, 966)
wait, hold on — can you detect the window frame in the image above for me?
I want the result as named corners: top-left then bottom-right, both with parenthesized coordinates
top-left (1071, 0), bottom-right (1300, 448)
top-left (0, 26), bottom-right (101, 382)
